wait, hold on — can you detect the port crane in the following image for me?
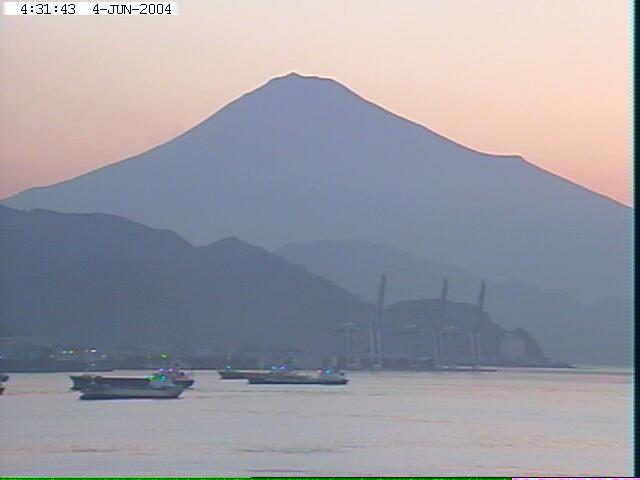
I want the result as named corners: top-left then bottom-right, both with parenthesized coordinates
top-left (368, 274), bottom-right (386, 369)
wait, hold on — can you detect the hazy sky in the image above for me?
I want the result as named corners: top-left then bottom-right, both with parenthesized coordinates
top-left (0, 0), bottom-right (631, 204)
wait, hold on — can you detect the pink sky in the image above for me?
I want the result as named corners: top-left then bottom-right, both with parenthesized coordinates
top-left (0, 0), bottom-right (631, 205)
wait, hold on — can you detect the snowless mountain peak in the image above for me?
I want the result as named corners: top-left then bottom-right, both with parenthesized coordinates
top-left (2, 73), bottom-right (631, 301)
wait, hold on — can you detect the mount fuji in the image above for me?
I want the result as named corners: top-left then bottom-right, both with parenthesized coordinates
top-left (3, 73), bottom-right (630, 301)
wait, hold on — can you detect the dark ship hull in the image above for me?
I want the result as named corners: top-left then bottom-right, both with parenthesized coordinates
top-left (218, 369), bottom-right (272, 380)
top-left (70, 374), bottom-right (194, 391)
top-left (79, 384), bottom-right (185, 400)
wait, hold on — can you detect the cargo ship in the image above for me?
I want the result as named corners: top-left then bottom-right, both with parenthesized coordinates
top-left (78, 373), bottom-right (186, 400)
top-left (248, 369), bottom-right (348, 385)
top-left (70, 367), bottom-right (194, 390)
top-left (218, 364), bottom-right (292, 380)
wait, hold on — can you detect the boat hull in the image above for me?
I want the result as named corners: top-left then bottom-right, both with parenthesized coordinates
top-left (218, 370), bottom-right (251, 380)
top-left (70, 375), bottom-right (194, 391)
top-left (249, 378), bottom-right (349, 385)
top-left (248, 376), bottom-right (348, 385)
top-left (79, 385), bottom-right (185, 400)
top-left (218, 369), bottom-right (273, 380)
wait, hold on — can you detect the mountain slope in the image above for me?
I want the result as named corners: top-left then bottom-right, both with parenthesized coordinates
top-left (275, 239), bottom-right (630, 365)
top-left (3, 73), bottom-right (630, 301)
top-left (0, 206), bottom-right (550, 365)
top-left (0, 206), bottom-right (363, 354)
top-left (275, 239), bottom-right (483, 303)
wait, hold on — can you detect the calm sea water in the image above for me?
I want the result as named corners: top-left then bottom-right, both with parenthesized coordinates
top-left (0, 368), bottom-right (631, 476)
